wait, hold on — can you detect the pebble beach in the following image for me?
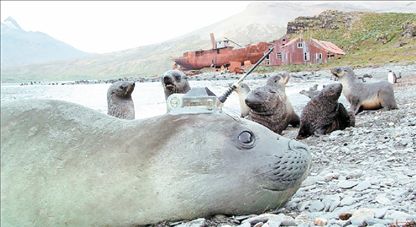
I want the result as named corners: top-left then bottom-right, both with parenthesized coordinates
top-left (150, 69), bottom-right (416, 227)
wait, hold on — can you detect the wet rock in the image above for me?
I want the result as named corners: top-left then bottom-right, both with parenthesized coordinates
top-left (354, 181), bottom-right (371, 191)
top-left (373, 207), bottom-right (388, 219)
top-left (175, 218), bottom-right (207, 227)
top-left (350, 208), bottom-right (375, 226)
top-left (375, 194), bottom-right (391, 205)
top-left (340, 196), bottom-right (355, 206)
top-left (339, 212), bottom-right (352, 220)
top-left (384, 210), bottom-right (413, 223)
top-left (242, 213), bottom-right (294, 226)
top-left (309, 200), bottom-right (325, 212)
top-left (322, 195), bottom-right (341, 212)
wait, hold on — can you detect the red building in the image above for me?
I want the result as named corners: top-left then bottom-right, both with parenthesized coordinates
top-left (269, 36), bottom-right (345, 66)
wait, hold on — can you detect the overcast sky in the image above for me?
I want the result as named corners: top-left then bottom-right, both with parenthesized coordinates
top-left (1, 1), bottom-right (252, 54)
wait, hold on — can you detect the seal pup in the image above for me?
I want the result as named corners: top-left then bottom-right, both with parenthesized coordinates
top-left (107, 81), bottom-right (135, 120)
top-left (245, 73), bottom-right (300, 134)
top-left (161, 69), bottom-right (191, 100)
top-left (235, 82), bottom-right (251, 118)
top-left (331, 67), bottom-right (398, 115)
top-left (297, 83), bottom-right (355, 139)
top-left (299, 84), bottom-right (320, 99)
top-left (1, 99), bottom-right (311, 226)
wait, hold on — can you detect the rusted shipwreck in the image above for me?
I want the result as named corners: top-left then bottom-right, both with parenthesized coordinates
top-left (173, 33), bottom-right (270, 73)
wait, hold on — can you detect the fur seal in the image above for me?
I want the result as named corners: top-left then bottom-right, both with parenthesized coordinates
top-left (331, 67), bottom-right (398, 115)
top-left (235, 82), bottom-right (251, 118)
top-left (161, 69), bottom-right (191, 99)
top-left (297, 83), bottom-right (355, 139)
top-left (1, 99), bottom-right (311, 226)
top-left (245, 73), bottom-right (300, 134)
top-left (107, 81), bottom-right (135, 120)
top-left (299, 84), bottom-right (319, 99)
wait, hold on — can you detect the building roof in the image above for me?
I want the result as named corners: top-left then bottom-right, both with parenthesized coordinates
top-left (283, 37), bottom-right (302, 47)
top-left (280, 36), bottom-right (345, 55)
top-left (311, 38), bottom-right (346, 55)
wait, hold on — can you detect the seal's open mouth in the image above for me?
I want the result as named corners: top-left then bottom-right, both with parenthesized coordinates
top-left (163, 77), bottom-right (176, 90)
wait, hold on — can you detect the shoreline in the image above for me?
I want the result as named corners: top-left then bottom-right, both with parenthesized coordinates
top-left (3, 63), bottom-right (415, 86)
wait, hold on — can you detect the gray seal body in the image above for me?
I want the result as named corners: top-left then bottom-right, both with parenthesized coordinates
top-left (1, 99), bottom-right (311, 226)
top-left (245, 73), bottom-right (300, 134)
top-left (107, 81), bottom-right (135, 119)
top-left (331, 67), bottom-right (398, 115)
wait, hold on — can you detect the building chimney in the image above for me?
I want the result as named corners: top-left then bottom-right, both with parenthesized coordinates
top-left (210, 33), bottom-right (217, 49)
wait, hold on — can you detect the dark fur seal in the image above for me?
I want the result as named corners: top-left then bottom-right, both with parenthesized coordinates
top-left (300, 84), bottom-right (319, 99)
top-left (297, 83), bottom-right (355, 139)
top-left (161, 69), bottom-right (191, 99)
top-left (107, 81), bottom-right (135, 119)
top-left (331, 67), bottom-right (398, 115)
top-left (1, 99), bottom-right (311, 226)
top-left (245, 73), bottom-right (300, 134)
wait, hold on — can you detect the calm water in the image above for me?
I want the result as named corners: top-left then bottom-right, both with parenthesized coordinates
top-left (1, 78), bottom-right (348, 119)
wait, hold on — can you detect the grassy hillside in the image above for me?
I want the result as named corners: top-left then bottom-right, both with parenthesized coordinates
top-left (261, 11), bottom-right (416, 73)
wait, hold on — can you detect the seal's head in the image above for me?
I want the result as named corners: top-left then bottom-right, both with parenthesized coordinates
top-left (235, 82), bottom-right (251, 95)
top-left (317, 83), bottom-right (343, 102)
top-left (245, 86), bottom-right (282, 115)
top-left (161, 69), bottom-right (191, 99)
top-left (266, 73), bottom-right (290, 89)
top-left (146, 113), bottom-right (312, 220)
top-left (107, 81), bottom-right (135, 100)
top-left (330, 67), bottom-right (356, 79)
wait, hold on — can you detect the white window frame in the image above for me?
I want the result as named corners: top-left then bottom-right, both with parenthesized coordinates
top-left (297, 42), bottom-right (303, 48)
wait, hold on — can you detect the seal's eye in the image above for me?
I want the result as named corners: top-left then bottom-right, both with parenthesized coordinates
top-left (238, 130), bottom-right (256, 148)
top-left (174, 75), bottom-right (181, 80)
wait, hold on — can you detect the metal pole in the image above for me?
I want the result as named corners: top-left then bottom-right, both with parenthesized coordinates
top-left (217, 46), bottom-right (274, 104)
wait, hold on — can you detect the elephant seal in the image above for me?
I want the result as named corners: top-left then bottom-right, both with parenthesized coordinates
top-left (1, 99), bottom-right (311, 226)
top-left (245, 74), bottom-right (300, 134)
top-left (161, 69), bottom-right (191, 100)
top-left (331, 67), bottom-right (398, 115)
top-left (107, 81), bottom-right (135, 119)
top-left (235, 82), bottom-right (251, 118)
top-left (297, 83), bottom-right (355, 139)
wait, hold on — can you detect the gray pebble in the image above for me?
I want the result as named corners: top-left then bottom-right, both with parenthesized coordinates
top-left (338, 180), bottom-right (359, 189)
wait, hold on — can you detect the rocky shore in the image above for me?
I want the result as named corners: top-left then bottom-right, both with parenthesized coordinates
top-left (146, 74), bottom-right (415, 226)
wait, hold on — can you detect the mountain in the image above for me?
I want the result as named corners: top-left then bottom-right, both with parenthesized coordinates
top-left (1, 17), bottom-right (90, 68)
top-left (2, 2), bottom-right (416, 82)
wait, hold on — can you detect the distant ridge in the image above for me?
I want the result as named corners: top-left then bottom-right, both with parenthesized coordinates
top-left (1, 17), bottom-right (90, 68)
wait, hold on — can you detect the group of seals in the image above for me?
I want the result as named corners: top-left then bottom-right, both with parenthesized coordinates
top-left (245, 73), bottom-right (300, 134)
top-left (107, 81), bottom-right (135, 120)
top-left (1, 99), bottom-right (311, 226)
top-left (106, 69), bottom-right (191, 119)
top-left (331, 67), bottom-right (398, 115)
top-left (297, 83), bottom-right (355, 139)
